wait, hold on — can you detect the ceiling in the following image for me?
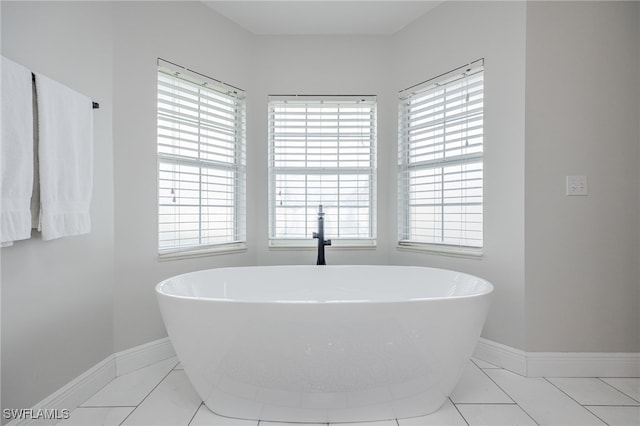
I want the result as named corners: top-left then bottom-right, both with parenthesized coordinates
top-left (202, 1), bottom-right (443, 35)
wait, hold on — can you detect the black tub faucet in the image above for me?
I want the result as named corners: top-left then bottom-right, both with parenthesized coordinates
top-left (312, 204), bottom-right (332, 265)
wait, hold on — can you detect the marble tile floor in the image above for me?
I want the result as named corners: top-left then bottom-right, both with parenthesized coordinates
top-left (57, 357), bottom-right (640, 426)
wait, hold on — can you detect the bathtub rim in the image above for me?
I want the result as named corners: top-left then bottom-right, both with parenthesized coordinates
top-left (155, 264), bottom-right (494, 305)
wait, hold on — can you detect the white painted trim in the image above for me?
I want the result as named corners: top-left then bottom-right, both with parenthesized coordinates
top-left (473, 337), bottom-right (527, 376)
top-left (114, 336), bottom-right (176, 376)
top-left (5, 356), bottom-right (115, 426)
top-left (5, 337), bottom-right (176, 426)
top-left (473, 338), bottom-right (640, 378)
top-left (526, 352), bottom-right (640, 378)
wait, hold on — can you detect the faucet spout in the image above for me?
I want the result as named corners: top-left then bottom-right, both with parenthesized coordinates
top-left (312, 204), bottom-right (331, 265)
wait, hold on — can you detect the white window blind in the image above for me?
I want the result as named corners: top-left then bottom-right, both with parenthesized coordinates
top-left (268, 96), bottom-right (376, 244)
top-left (398, 60), bottom-right (484, 249)
top-left (157, 61), bottom-right (246, 255)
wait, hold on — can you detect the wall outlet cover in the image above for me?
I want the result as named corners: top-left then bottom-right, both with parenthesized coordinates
top-left (566, 175), bottom-right (588, 196)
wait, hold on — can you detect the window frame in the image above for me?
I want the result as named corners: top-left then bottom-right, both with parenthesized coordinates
top-left (156, 60), bottom-right (247, 259)
top-left (267, 95), bottom-right (377, 248)
top-left (397, 59), bottom-right (484, 255)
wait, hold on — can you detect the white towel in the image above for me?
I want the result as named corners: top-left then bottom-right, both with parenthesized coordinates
top-left (1, 56), bottom-right (34, 244)
top-left (35, 73), bottom-right (93, 240)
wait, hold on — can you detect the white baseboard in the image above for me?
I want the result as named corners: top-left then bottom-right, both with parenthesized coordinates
top-left (473, 338), bottom-right (640, 378)
top-left (6, 356), bottom-right (115, 426)
top-left (114, 336), bottom-right (176, 376)
top-left (526, 352), bottom-right (640, 378)
top-left (473, 337), bottom-right (527, 376)
top-left (6, 337), bottom-right (176, 426)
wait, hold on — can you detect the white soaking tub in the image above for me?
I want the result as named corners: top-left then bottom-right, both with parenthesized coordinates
top-left (156, 265), bottom-right (493, 423)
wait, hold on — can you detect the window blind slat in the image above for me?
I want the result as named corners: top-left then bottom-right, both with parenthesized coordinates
top-left (158, 89), bottom-right (239, 118)
top-left (401, 105), bottom-right (484, 134)
top-left (158, 107), bottom-right (238, 134)
top-left (157, 114), bottom-right (238, 137)
top-left (158, 73), bottom-right (242, 105)
top-left (406, 78), bottom-right (484, 110)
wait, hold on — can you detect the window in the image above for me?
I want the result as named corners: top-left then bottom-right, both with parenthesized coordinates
top-left (268, 96), bottom-right (376, 246)
top-left (398, 60), bottom-right (484, 250)
top-left (157, 60), bottom-right (246, 256)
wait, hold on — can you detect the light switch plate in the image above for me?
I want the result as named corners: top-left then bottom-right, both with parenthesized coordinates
top-left (566, 175), bottom-right (588, 196)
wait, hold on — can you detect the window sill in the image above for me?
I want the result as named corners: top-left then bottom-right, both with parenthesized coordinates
top-left (269, 239), bottom-right (377, 250)
top-left (396, 242), bottom-right (483, 259)
top-left (158, 242), bottom-right (247, 261)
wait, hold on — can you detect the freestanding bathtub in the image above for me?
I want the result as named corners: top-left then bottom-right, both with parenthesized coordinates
top-left (156, 265), bottom-right (493, 423)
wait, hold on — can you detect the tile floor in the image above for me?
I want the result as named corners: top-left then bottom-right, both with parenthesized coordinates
top-left (57, 357), bottom-right (640, 426)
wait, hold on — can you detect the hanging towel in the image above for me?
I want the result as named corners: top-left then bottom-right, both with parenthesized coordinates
top-left (34, 73), bottom-right (93, 240)
top-left (1, 56), bottom-right (34, 245)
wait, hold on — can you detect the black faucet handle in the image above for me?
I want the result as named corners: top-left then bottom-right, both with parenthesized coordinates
top-left (325, 239), bottom-right (332, 246)
top-left (312, 232), bottom-right (319, 239)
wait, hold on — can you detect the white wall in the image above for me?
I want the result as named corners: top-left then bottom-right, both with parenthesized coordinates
top-left (390, 1), bottom-right (528, 350)
top-left (1, 0), bottom-right (114, 415)
top-left (524, 1), bottom-right (640, 352)
top-left (249, 35), bottom-right (394, 266)
top-left (112, 1), bottom-right (255, 352)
